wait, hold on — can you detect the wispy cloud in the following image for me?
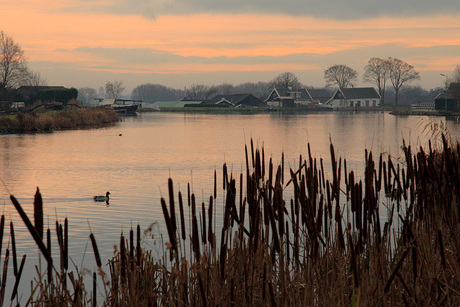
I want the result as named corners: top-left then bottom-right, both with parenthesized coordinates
top-left (70, 0), bottom-right (460, 19)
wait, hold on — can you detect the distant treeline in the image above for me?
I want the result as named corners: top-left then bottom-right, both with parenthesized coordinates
top-left (130, 82), bottom-right (273, 104)
top-left (128, 82), bottom-right (443, 106)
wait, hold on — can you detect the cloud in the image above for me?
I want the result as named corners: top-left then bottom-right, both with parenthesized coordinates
top-left (73, 42), bottom-right (460, 75)
top-left (74, 46), bottom-right (326, 67)
top-left (74, 0), bottom-right (460, 19)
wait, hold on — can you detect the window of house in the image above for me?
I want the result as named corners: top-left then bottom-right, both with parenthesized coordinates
top-left (349, 100), bottom-right (354, 107)
top-left (357, 101), bottom-right (361, 107)
top-left (373, 100), bottom-right (376, 106)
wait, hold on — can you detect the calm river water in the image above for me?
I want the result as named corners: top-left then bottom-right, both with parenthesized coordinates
top-left (0, 111), bottom-right (459, 297)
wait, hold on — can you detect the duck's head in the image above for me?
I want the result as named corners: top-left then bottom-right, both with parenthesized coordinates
top-left (106, 191), bottom-right (110, 197)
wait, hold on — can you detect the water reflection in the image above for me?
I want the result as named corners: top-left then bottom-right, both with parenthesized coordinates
top-left (0, 112), bottom-right (458, 279)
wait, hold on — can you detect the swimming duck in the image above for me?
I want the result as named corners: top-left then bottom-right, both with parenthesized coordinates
top-left (94, 191), bottom-right (110, 202)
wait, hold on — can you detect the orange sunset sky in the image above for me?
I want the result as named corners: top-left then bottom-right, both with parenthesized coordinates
top-left (2, 0), bottom-right (460, 92)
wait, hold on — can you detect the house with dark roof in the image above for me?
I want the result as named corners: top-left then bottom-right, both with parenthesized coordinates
top-left (265, 87), bottom-right (332, 107)
top-left (205, 94), bottom-right (266, 108)
top-left (325, 87), bottom-right (381, 109)
top-left (264, 88), bottom-right (296, 107)
top-left (307, 89), bottom-right (332, 104)
top-left (434, 92), bottom-right (457, 111)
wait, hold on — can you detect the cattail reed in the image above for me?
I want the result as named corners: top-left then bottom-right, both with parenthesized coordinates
top-left (129, 228), bottom-right (134, 271)
top-left (168, 178), bottom-right (177, 234)
top-left (47, 228), bottom-right (52, 284)
top-left (136, 224), bottom-right (141, 265)
top-left (64, 218), bottom-right (68, 271)
top-left (11, 254), bottom-right (26, 301)
top-left (0, 248), bottom-right (8, 305)
top-left (10, 223), bottom-right (17, 277)
top-left (92, 272), bottom-right (97, 307)
top-left (120, 233), bottom-right (126, 283)
top-left (34, 187), bottom-right (43, 240)
top-left (3, 135), bottom-right (460, 306)
top-left (161, 197), bottom-right (177, 260)
top-left (90, 233), bottom-right (102, 269)
top-left (10, 195), bottom-right (52, 264)
top-left (208, 196), bottom-right (214, 247)
top-left (0, 215), bottom-right (3, 261)
top-left (178, 191), bottom-right (186, 241)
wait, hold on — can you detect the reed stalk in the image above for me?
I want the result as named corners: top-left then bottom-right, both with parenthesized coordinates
top-left (2, 135), bottom-right (459, 306)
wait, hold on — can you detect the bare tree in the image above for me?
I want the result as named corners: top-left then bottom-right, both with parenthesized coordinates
top-left (387, 58), bottom-right (420, 106)
top-left (324, 64), bottom-right (358, 89)
top-left (105, 80), bottom-right (125, 99)
top-left (131, 83), bottom-right (184, 103)
top-left (452, 65), bottom-right (460, 83)
top-left (235, 82), bottom-right (271, 99)
top-left (363, 58), bottom-right (389, 105)
top-left (448, 65), bottom-right (460, 101)
top-left (216, 83), bottom-right (235, 95)
top-left (185, 84), bottom-right (217, 100)
top-left (0, 30), bottom-right (27, 90)
top-left (269, 72), bottom-right (302, 90)
top-left (19, 66), bottom-right (48, 86)
top-left (77, 87), bottom-right (97, 106)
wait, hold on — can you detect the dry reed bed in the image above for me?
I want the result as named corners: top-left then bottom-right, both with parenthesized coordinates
top-left (1, 135), bottom-right (459, 306)
top-left (0, 108), bottom-right (119, 133)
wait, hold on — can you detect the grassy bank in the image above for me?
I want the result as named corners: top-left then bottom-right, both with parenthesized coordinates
top-left (0, 108), bottom-right (120, 133)
top-left (2, 135), bottom-right (459, 305)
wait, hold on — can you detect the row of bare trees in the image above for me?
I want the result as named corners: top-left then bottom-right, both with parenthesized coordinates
top-left (324, 58), bottom-right (420, 105)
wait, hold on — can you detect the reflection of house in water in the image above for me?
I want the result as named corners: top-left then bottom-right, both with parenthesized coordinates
top-left (325, 88), bottom-right (381, 109)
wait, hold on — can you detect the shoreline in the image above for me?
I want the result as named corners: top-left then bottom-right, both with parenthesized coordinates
top-left (140, 105), bottom-right (460, 117)
top-left (0, 108), bottom-right (120, 134)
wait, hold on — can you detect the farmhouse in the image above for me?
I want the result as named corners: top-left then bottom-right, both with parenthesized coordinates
top-left (326, 87), bottom-right (381, 109)
top-left (205, 94), bottom-right (266, 108)
top-left (265, 87), bottom-right (332, 107)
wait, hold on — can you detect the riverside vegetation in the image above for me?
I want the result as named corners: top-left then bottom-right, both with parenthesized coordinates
top-left (0, 108), bottom-right (120, 133)
top-left (1, 134), bottom-right (459, 306)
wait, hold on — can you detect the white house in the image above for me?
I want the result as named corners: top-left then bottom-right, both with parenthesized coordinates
top-left (326, 88), bottom-right (381, 109)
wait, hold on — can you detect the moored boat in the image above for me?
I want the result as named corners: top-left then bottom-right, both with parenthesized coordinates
top-left (96, 98), bottom-right (142, 114)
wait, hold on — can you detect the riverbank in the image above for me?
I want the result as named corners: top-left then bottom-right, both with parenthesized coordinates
top-left (140, 104), bottom-right (457, 116)
top-left (0, 108), bottom-right (120, 133)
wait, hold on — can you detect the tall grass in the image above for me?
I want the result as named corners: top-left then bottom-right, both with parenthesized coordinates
top-left (1, 135), bottom-right (459, 305)
top-left (0, 108), bottom-right (119, 133)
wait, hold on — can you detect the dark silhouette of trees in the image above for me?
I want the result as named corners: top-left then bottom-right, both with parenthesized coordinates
top-left (234, 82), bottom-right (271, 100)
top-left (78, 87), bottom-right (98, 105)
top-left (40, 87), bottom-right (78, 103)
top-left (363, 58), bottom-right (390, 105)
top-left (131, 83), bottom-right (184, 103)
top-left (0, 30), bottom-right (26, 91)
top-left (105, 80), bottom-right (125, 99)
top-left (269, 72), bottom-right (302, 90)
top-left (185, 84), bottom-right (217, 100)
top-left (387, 58), bottom-right (419, 106)
top-left (452, 65), bottom-right (460, 83)
top-left (324, 64), bottom-right (358, 89)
